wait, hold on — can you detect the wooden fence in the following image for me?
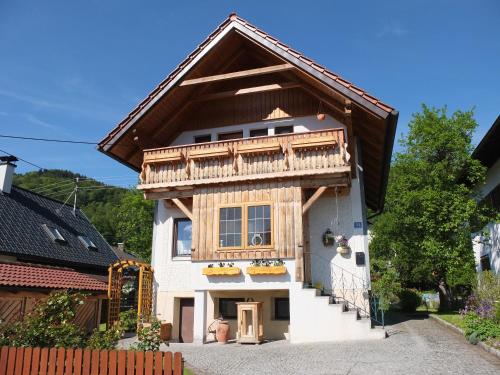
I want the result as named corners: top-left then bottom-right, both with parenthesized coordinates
top-left (0, 346), bottom-right (183, 375)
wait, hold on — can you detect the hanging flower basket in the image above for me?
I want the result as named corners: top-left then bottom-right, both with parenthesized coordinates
top-left (335, 235), bottom-right (351, 254)
top-left (202, 267), bottom-right (241, 276)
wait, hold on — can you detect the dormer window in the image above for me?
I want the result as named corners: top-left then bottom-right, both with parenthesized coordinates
top-left (79, 235), bottom-right (97, 250)
top-left (42, 224), bottom-right (66, 243)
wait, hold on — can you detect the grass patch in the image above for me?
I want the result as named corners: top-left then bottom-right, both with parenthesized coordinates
top-left (183, 368), bottom-right (195, 375)
top-left (434, 311), bottom-right (463, 329)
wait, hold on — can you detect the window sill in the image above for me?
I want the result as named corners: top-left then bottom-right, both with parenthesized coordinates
top-left (172, 256), bottom-right (191, 261)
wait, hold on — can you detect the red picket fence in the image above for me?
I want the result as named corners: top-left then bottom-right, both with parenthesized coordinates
top-left (0, 346), bottom-right (183, 375)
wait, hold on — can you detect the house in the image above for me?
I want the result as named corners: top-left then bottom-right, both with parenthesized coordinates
top-left (472, 116), bottom-right (500, 274)
top-left (98, 14), bottom-right (398, 343)
top-left (0, 156), bottom-right (119, 331)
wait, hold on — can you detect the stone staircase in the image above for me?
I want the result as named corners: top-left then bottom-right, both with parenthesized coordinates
top-left (289, 283), bottom-right (386, 343)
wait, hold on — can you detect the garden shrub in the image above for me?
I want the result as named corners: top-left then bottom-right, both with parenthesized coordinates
top-left (87, 325), bottom-right (123, 350)
top-left (0, 291), bottom-right (87, 348)
top-left (398, 289), bottom-right (422, 313)
top-left (131, 319), bottom-right (162, 351)
top-left (119, 309), bottom-right (138, 332)
top-left (463, 312), bottom-right (500, 341)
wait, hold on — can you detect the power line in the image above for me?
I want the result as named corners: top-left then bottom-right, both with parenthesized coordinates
top-left (0, 148), bottom-right (44, 170)
top-left (0, 134), bottom-right (97, 144)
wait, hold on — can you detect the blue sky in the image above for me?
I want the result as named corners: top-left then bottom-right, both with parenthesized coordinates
top-left (1, 0), bottom-right (499, 186)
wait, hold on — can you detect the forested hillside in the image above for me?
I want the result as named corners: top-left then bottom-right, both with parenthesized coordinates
top-left (13, 170), bottom-right (153, 260)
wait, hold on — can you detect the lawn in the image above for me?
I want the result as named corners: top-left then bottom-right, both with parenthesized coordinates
top-left (433, 311), bottom-right (464, 329)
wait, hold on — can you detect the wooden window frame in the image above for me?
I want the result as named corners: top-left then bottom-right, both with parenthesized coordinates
top-left (249, 128), bottom-right (268, 137)
top-left (217, 204), bottom-right (244, 251)
top-left (217, 201), bottom-right (274, 252)
top-left (217, 131), bottom-right (243, 141)
top-left (173, 218), bottom-right (192, 257)
top-left (194, 134), bottom-right (212, 144)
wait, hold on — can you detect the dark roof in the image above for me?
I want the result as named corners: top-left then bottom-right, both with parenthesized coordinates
top-left (472, 115), bottom-right (500, 168)
top-left (0, 261), bottom-right (107, 291)
top-left (111, 245), bottom-right (143, 262)
top-left (0, 186), bottom-right (118, 272)
top-left (99, 13), bottom-right (394, 149)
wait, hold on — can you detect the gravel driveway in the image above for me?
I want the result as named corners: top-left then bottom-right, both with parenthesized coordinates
top-left (166, 314), bottom-right (500, 375)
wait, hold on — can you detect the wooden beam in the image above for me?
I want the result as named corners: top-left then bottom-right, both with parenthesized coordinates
top-left (344, 99), bottom-right (356, 178)
top-left (302, 186), bottom-right (328, 214)
top-left (168, 198), bottom-right (193, 220)
top-left (193, 82), bottom-right (301, 102)
top-left (179, 63), bottom-right (294, 86)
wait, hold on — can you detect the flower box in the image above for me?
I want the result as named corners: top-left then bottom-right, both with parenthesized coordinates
top-left (202, 267), bottom-right (241, 276)
top-left (246, 265), bottom-right (287, 275)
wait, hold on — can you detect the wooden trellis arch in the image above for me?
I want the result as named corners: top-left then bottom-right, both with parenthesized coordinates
top-left (107, 260), bottom-right (153, 327)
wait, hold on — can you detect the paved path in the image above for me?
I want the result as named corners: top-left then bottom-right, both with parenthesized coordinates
top-left (165, 314), bottom-right (500, 375)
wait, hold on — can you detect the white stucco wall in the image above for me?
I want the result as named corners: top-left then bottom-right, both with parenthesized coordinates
top-left (473, 223), bottom-right (500, 275)
top-left (171, 115), bottom-right (345, 145)
top-left (477, 158), bottom-right (500, 198)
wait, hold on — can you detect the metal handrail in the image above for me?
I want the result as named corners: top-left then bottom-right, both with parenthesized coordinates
top-left (307, 252), bottom-right (384, 327)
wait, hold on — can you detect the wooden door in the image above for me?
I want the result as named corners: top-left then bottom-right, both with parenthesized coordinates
top-left (179, 298), bottom-right (194, 343)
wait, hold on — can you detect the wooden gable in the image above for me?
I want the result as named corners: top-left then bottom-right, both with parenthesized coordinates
top-left (99, 14), bottom-right (397, 211)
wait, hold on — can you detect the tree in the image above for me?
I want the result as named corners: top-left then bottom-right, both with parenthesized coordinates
top-left (116, 190), bottom-right (154, 261)
top-left (370, 105), bottom-right (492, 309)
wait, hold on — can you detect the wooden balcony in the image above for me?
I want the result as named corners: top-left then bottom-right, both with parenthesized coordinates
top-left (138, 129), bottom-right (350, 192)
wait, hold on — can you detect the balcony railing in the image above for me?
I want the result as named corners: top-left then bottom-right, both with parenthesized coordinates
top-left (138, 128), bottom-right (350, 190)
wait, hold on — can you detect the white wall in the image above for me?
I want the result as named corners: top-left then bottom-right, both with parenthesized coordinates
top-left (477, 159), bottom-right (500, 199)
top-left (473, 223), bottom-right (500, 275)
top-left (171, 115), bottom-right (345, 145)
top-left (308, 177), bottom-right (369, 291)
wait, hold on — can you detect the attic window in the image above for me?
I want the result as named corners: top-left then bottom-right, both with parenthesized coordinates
top-left (42, 224), bottom-right (66, 243)
top-left (79, 235), bottom-right (97, 250)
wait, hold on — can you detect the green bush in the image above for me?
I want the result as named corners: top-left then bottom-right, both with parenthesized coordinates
top-left (119, 309), bottom-right (138, 332)
top-left (398, 289), bottom-right (422, 313)
top-left (87, 325), bottom-right (123, 350)
top-left (0, 291), bottom-right (87, 348)
top-left (463, 312), bottom-right (500, 341)
top-left (131, 319), bottom-right (162, 351)
top-left (468, 331), bottom-right (480, 345)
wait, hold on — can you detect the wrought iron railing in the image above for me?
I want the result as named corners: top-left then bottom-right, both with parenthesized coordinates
top-left (307, 252), bottom-right (385, 327)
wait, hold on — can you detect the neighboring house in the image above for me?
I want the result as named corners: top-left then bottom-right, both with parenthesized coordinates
top-left (98, 14), bottom-right (398, 343)
top-left (0, 156), bottom-right (119, 331)
top-left (472, 116), bottom-right (500, 275)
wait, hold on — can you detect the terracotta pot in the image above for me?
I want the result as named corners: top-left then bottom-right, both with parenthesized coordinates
top-left (160, 322), bottom-right (172, 341)
top-left (216, 320), bottom-right (230, 344)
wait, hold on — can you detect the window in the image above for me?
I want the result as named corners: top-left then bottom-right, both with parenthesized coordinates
top-left (218, 298), bottom-right (244, 319)
top-left (194, 134), bottom-right (211, 143)
top-left (480, 255), bottom-right (491, 271)
top-left (218, 207), bottom-right (242, 248)
top-left (274, 298), bottom-right (290, 320)
top-left (218, 203), bottom-right (272, 250)
top-left (249, 128), bottom-right (268, 137)
top-left (247, 205), bottom-right (271, 247)
top-left (218, 131), bottom-right (243, 141)
top-left (79, 235), bottom-right (97, 250)
top-left (42, 224), bottom-right (66, 243)
top-left (173, 218), bottom-right (192, 256)
top-left (274, 125), bottom-right (294, 135)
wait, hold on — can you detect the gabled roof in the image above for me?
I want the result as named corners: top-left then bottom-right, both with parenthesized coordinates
top-left (472, 115), bottom-right (500, 169)
top-left (0, 186), bottom-right (118, 272)
top-left (99, 13), bottom-right (394, 150)
top-left (0, 262), bottom-right (107, 291)
top-left (98, 13), bottom-right (398, 211)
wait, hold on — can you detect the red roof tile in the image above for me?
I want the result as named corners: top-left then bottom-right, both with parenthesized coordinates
top-left (0, 262), bottom-right (107, 291)
top-left (99, 13), bottom-right (395, 148)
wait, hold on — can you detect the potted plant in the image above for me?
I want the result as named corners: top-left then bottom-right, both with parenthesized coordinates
top-left (322, 228), bottom-right (335, 247)
top-left (247, 258), bottom-right (287, 275)
top-left (335, 235), bottom-right (350, 254)
top-left (202, 262), bottom-right (241, 276)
